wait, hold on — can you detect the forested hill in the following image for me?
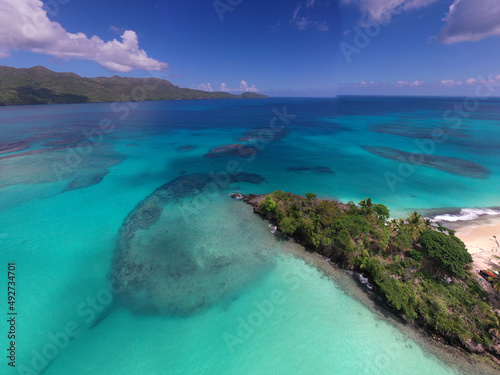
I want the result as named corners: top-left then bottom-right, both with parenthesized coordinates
top-left (0, 65), bottom-right (268, 106)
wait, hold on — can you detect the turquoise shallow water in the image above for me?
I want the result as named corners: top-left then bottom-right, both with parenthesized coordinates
top-left (1, 97), bottom-right (500, 374)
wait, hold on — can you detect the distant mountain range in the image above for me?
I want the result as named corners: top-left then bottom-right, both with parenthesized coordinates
top-left (0, 65), bottom-right (268, 106)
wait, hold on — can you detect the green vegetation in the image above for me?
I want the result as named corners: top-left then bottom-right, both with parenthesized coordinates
top-left (0, 65), bottom-right (268, 106)
top-left (255, 191), bottom-right (500, 356)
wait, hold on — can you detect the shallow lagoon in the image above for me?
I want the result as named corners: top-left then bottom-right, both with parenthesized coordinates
top-left (2, 97), bottom-right (500, 374)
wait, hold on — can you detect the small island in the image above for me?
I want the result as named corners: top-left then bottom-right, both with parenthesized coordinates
top-left (237, 191), bottom-right (500, 368)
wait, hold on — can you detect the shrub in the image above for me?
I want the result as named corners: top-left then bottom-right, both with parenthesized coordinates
top-left (374, 203), bottom-right (390, 221)
top-left (336, 229), bottom-right (356, 254)
top-left (305, 192), bottom-right (317, 200)
top-left (392, 227), bottom-right (413, 252)
top-left (409, 249), bottom-right (424, 262)
top-left (262, 195), bottom-right (277, 212)
top-left (363, 257), bottom-right (386, 283)
top-left (419, 230), bottom-right (472, 277)
top-left (379, 278), bottom-right (418, 320)
top-left (271, 190), bottom-right (288, 201)
top-left (280, 217), bottom-right (297, 235)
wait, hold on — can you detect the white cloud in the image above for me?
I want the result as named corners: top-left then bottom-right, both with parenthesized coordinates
top-left (342, 0), bottom-right (439, 22)
top-left (195, 83), bottom-right (213, 92)
top-left (352, 80), bottom-right (379, 88)
top-left (440, 79), bottom-right (463, 86)
top-left (347, 76), bottom-right (500, 89)
top-left (0, 0), bottom-right (167, 72)
top-left (394, 80), bottom-right (423, 87)
top-left (317, 22), bottom-right (329, 32)
top-left (436, 0), bottom-right (500, 44)
top-left (440, 75), bottom-right (500, 86)
top-left (198, 81), bottom-right (259, 93)
top-left (290, 1), bottom-right (329, 31)
top-left (238, 80), bottom-right (259, 92)
top-left (349, 79), bottom-right (425, 88)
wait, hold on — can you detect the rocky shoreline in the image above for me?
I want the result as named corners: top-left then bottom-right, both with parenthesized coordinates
top-left (235, 192), bottom-right (500, 372)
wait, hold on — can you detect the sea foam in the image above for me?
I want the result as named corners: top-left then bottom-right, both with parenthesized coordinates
top-left (433, 208), bottom-right (500, 222)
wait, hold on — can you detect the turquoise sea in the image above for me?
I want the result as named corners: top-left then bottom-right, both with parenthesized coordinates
top-left (2, 97), bottom-right (500, 374)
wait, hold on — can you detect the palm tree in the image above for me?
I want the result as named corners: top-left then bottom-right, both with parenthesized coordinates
top-left (407, 211), bottom-right (425, 239)
top-left (407, 211), bottom-right (423, 226)
top-left (423, 218), bottom-right (433, 228)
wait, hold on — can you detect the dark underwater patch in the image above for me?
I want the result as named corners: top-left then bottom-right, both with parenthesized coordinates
top-left (112, 172), bottom-right (272, 316)
top-left (0, 143), bottom-right (125, 189)
top-left (0, 141), bottom-right (29, 155)
top-left (66, 169), bottom-right (109, 191)
top-left (362, 145), bottom-right (491, 179)
top-left (176, 145), bottom-right (198, 153)
top-left (204, 143), bottom-right (256, 158)
top-left (369, 123), bottom-right (468, 139)
top-left (286, 166), bottom-right (335, 175)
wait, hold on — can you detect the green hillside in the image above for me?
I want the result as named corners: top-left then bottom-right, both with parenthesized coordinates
top-left (0, 65), bottom-right (268, 105)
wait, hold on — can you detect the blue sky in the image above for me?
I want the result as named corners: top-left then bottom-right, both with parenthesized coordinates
top-left (0, 0), bottom-right (499, 96)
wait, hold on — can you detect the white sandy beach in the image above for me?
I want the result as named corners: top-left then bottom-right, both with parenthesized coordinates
top-left (455, 217), bottom-right (500, 272)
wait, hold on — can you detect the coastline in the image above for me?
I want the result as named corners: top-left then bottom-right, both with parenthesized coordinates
top-left (454, 216), bottom-right (500, 303)
top-left (237, 194), bottom-right (500, 374)
top-left (280, 242), bottom-right (500, 375)
top-left (418, 208), bottom-right (500, 280)
top-left (454, 216), bottom-right (500, 257)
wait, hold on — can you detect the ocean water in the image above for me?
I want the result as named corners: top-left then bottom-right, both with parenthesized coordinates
top-left (1, 97), bottom-right (500, 374)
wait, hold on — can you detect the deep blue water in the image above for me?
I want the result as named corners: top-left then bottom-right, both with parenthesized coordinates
top-left (1, 97), bottom-right (499, 374)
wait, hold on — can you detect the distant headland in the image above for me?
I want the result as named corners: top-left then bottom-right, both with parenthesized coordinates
top-left (0, 65), bottom-right (268, 106)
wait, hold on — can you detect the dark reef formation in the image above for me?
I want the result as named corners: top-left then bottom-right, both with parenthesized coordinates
top-left (66, 169), bottom-right (109, 191)
top-left (111, 172), bottom-right (271, 316)
top-left (0, 141), bottom-right (29, 154)
top-left (0, 143), bottom-right (125, 189)
top-left (204, 143), bottom-right (256, 158)
top-left (176, 145), bottom-right (198, 153)
top-left (369, 123), bottom-right (469, 139)
top-left (362, 145), bottom-right (491, 179)
top-left (42, 138), bottom-right (86, 147)
top-left (286, 166), bottom-right (335, 175)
